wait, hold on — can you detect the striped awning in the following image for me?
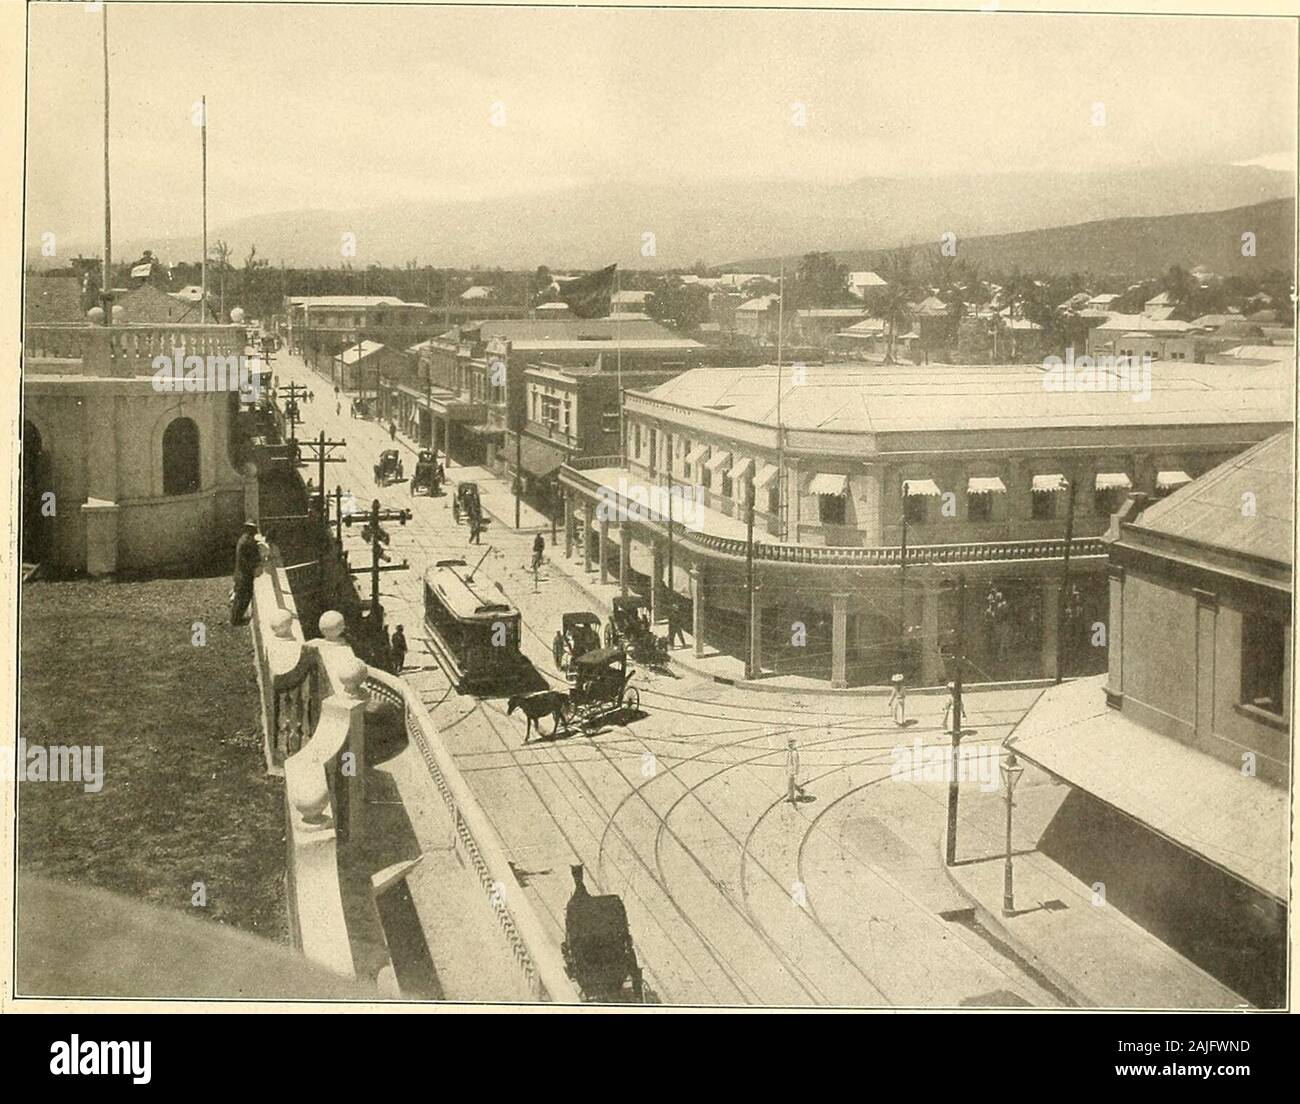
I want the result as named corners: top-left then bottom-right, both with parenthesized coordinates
top-left (902, 478), bottom-right (941, 497)
top-left (684, 444), bottom-right (709, 465)
top-left (753, 462), bottom-right (780, 489)
top-left (1095, 472), bottom-right (1133, 491)
top-left (1157, 470), bottom-right (1193, 492)
top-left (704, 450), bottom-right (732, 474)
top-left (728, 457), bottom-right (754, 482)
top-left (967, 476), bottom-right (1007, 495)
top-left (1032, 473), bottom-right (1067, 493)
top-left (808, 472), bottom-right (849, 496)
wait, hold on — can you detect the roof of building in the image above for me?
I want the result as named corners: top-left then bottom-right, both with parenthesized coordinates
top-left (289, 296), bottom-right (425, 308)
top-left (1144, 291), bottom-right (1175, 307)
top-left (25, 275), bottom-right (84, 323)
top-left (635, 360), bottom-right (1292, 436)
top-left (338, 340), bottom-right (387, 364)
top-left (796, 308), bottom-right (869, 319)
top-left (848, 271), bottom-right (887, 287)
top-left (737, 295), bottom-right (780, 312)
top-left (912, 295), bottom-right (949, 315)
top-left (1092, 313), bottom-right (1198, 334)
top-left (1132, 429), bottom-right (1293, 568)
top-left (475, 317), bottom-right (701, 352)
top-left (460, 286), bottom-right (493, 300)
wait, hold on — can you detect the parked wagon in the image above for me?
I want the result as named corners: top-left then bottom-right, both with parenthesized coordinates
top-left (552, 611), bottom-right (604, 681)
top-left (410, 450), bottom-right (444, 496)
top-left (560, 645), bottom-right (639, 728)
top-left (374, 448), bottom-right (404, 487)
top-left (561, 864), bottom-right (645, 1002)
top-left (604, 595), bottom-right (669, 667)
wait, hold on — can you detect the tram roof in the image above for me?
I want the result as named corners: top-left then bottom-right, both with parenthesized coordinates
top-left (424, 561), bottom-right (518, 619)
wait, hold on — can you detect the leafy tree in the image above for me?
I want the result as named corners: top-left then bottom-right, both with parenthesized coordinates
top-left (793, 251), bottom-right (850, 308)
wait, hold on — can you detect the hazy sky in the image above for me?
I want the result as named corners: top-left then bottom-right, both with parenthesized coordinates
top-left (25, 2), bottom-right (1298, 251)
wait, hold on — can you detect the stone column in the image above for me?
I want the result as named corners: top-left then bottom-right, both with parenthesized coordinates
top-left (1194, 588), bottom-right (1217, 742)
top-left (690, 564), bottom-right (705, 657)
top-left (582, 500), bottom-right (593, 573)
top-left (564, 492), bottom-right (574, 559)
top-left (619, 526), bottom-right (630, 596)
top-left (599, 517), bottom-right (610, 584)
top-left (1041, 576), bottom-right (1063, 682)
top-left (81, 498), bottom-right (119, 577)
top-left (1106, 564), bottom-right (1124, 705)
top-left (920, 584), bottom-right (943, 687)
top-left (650, 543), bottom-right (664, 621)
top-left (831, 592), bottom-right (849, 689)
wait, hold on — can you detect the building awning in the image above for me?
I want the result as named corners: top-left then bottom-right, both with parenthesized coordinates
top-left (753, 462), bottom-right (780, 489)
top-left (1157, 470), bottom-right (1193, 492)
top-left (1032, 473), bottom-right (1067, 493)
top-left (728, 457), bottom-right (754, 482)
top-left (467, 425), bottom-right (506, 440)
top-left (967, 476), bottom-right (1007, 495)
top-left (808, 472), bottom-right (849, 497)
top-left (1007, 677), bottom-right (1288, 901)
top-left (519, 435), bottom-right (567, 478)
top-left (684, 444), bottom-right (710, 465)
top-left (902, 478), bottom-right (941, 497)
top-left (1095, 472), bottom-right (1133, 491)
top-left (704, 450), bottom-right (732, 474)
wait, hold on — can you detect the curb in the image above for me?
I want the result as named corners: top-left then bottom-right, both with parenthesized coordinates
top-left (936, 838), bottom-right (1090, 1008)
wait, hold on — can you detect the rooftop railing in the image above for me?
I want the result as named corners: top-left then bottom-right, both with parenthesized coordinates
top-left (25, 323), bottom-right (246, 378)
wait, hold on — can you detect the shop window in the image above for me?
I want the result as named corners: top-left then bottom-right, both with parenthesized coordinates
top-left (162, 417), bottom-right (200, 495)
top-left (1242, 613), bottom-right (1285, 716)
top-left (819, 494), bottom-right (847, 525)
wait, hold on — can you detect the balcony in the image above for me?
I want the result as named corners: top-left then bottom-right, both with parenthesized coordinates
top-left (25, 323), bottom-right (246, 379)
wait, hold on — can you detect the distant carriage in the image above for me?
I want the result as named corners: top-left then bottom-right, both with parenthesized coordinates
top-left (452, 481), bottom-right (482, 526)
top-left (562, 864), bottom-right (645, 1002)
top-left (422, 559), bottom-right (525, 691)
top-left (605, 595), bottom-right (669, 667)
top-left (552, 611), bottom-right (604, 681)
top-left (374, 448), bottom-right (404, 487)
top-left (410, 450), bottom-right (444, 497)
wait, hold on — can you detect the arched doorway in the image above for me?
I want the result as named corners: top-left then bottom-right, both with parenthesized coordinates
top-left (22, 421), bottom-right (51, 563)
top-left (162, 417), bottom-right (201, 495)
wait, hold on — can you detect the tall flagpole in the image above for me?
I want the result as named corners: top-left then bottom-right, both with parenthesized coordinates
top-left (100, 3), bottom-right (112, 322)
top-left (616, 265), bottom-right (624, 464)
top-left (776, 260), bottom-right (786, 537)
top-left (201, 94), bottom-right (208, 320)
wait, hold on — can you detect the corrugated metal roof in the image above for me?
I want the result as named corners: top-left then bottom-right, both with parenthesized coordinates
top-left (1135, 429), bottom-right (1293, 567)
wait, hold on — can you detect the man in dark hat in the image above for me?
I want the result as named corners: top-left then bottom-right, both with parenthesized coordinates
top-left (230, 521), bottom-right (262, 625)
top-left (389, 625), bottom-right (408, 673)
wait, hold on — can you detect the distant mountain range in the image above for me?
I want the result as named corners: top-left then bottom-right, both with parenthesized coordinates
top-left (736, 197), bottom-right (1296, 280)
top-left (26, 162), bottom-right (1295, 272)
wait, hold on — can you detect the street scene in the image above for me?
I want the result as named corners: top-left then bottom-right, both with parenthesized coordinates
top-left (11, 1), bottom-right (1297, 1016)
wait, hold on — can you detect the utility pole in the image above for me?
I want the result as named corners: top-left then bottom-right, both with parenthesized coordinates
top-left (298, 430), bottom-right (347, 520)
top-left (744, 486), bottom-right (757, 680)
top-left (200, 94), bottom-right (207, 319)
top-left (280, 382), bottom-right (310, 449)
top-left (1055, 476), bottom-right (1078, 684)
top-left (99, 3), bottom-right (113, 324)
top-left (514, 411), bottom-right (523, 530)
top-left (945, 573), bottom-right (966, 867)
top-left (898, 480), bottom-right (909, 673)
top-left (344, 498), bottom-right (411, 622)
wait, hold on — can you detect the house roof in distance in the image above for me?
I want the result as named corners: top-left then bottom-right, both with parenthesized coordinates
top-left (475, 316), bottom-right (702, 351)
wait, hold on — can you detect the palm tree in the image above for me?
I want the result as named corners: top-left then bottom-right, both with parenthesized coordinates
top-left (879, 249), bottom-right (914, 364)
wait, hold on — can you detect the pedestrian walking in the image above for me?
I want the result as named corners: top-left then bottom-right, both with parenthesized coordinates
top-left (468, 514), bottom-right (482, 545)
top-left (389, 421), bottom-right (397, 442)
top-left (336, 400), bottom-right (341, 417)
top-left (941, 681), bottom-right (963, 733)
top-left (785, 737), bottom-right (806, 804)
top-left (666, 602), bottom-right (687, 649)
top-left (889, 673), bottom-right (907, 726)
top-left (389, 625), bottom-right (408, 673)
top-left (531, 532), bottom-right (546, 572)
top-left (230, 520), bottom-right (262, 625)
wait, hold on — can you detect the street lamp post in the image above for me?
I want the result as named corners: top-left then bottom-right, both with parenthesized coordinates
top-left (1001, 750), bottom-right (1024, 915)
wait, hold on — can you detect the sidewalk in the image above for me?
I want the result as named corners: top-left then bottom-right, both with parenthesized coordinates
top-left (941, 770), bottom-right (1248, 1009)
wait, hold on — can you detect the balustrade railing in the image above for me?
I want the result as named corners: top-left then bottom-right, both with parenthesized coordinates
top-left (25, 323), bottom-right (246, 378)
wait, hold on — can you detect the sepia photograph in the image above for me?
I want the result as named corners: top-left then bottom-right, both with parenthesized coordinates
top-left (4, 0), bottom-right (1297, 1031)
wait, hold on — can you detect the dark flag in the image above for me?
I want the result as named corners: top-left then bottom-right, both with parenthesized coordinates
top-left (557, 264), bottom-right (616, 319)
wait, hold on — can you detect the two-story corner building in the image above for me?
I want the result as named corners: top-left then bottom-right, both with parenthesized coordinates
top-left (22, 323), bottom-right (256, 575)
top-left (557, 359), bottom-right (1291, 689)
top-left (286, 295), bottom-right (432, 358)
top-left (1005, 430), bottom-right (1293, 1008)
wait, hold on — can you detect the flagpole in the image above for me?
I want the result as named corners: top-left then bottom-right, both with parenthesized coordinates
top-left (100, 3), bottom-right (112, 323)
top-left (201, 94), bottom-right (208, 321)
top-left (616, 265), bottom-right (624, 465)
top-left (776, 260), bottom-right (785, 537)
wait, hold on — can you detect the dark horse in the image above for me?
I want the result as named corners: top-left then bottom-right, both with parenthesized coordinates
top-left (507, 689), bottom-right (568, 742)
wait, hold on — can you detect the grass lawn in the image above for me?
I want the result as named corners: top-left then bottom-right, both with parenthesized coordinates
top-left (18, 576), bottom-right (288, 944)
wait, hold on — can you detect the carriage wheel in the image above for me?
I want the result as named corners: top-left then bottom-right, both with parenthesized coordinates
top-left (559, 698), bottom-right (576, 731)
top-left (621, 687), bottom-right (640, 721)
top-left (603, 621), bottom-right (614, 646)
top-left (552, 633), bottom-right (565, 670)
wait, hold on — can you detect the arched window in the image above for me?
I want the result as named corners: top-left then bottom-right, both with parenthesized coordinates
top-left (162, 417), bottom-right (201, 495)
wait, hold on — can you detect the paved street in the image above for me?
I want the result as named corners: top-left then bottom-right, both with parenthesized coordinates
top-left (283, 353), bottom-right (1064, 1007)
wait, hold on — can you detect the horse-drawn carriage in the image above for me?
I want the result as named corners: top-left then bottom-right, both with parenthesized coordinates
top-left (562, 645), bottom-right (639, 728)
top-left (562, 864), bottom-right (645, 1003)
top-left (409, 449), bottom-right (444, 497)
top-left (604, 595), bottom-right (669, 666)
top-left (452, 481), bottom-right (482, 525)
top-left (374, 448), bottom-right (404, 486)
top-left (552, 611), bottom-right (603, 681)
